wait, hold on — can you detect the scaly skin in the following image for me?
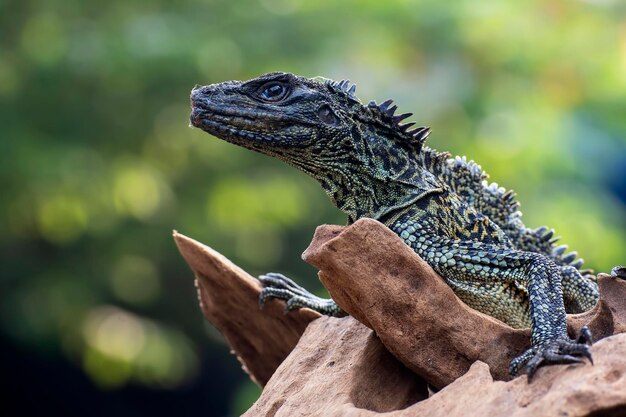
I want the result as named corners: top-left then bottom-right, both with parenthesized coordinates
top-left (189, 72), bottom-right (614, 379)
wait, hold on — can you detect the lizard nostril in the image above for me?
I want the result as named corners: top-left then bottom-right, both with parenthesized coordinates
top-left (190, 87), bottom-right (208, 105)
top-left (190, 85), bottom-right (217, 104)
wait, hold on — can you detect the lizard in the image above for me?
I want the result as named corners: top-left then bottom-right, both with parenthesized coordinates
top-left (189, 71), bottom-right (626, 380)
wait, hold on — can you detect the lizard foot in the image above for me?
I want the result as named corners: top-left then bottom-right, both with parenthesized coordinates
top-left (509, 326), bottom-right (593, 381)
top-left (611, 265), bottom-right (626, 280)
top-left (258, 272), bottom-right (345, 317)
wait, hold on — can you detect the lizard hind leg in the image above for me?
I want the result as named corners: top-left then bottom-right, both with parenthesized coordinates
top-left (561, 266), bottom-right (599, 314)
top-left (258, 272), bottom-right (345, 317)
top-left (611, 265), bottom-right (626, 279)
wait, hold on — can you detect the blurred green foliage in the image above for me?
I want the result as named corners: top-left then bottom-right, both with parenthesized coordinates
top-left (1, 0), bottom-right (625, 414)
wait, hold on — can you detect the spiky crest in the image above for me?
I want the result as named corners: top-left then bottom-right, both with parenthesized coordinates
top-left (326, 79), bottom-right (433, 154)
top-left (327, 79), bottom-right (360, 102)
top-left (362, 98), bottom-right (432, 154)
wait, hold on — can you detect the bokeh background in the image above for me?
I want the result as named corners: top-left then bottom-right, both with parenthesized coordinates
top-left (1, 0), bottom-right (625, 415)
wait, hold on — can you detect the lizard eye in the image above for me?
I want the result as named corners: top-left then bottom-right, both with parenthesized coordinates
top-left (258, 82), bottom-right (290, 102)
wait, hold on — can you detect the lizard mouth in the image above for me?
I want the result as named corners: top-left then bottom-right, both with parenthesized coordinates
top-left (189, 106), bottom-right (207, 128)
top-left (190, 103), bottom-right (275, 143)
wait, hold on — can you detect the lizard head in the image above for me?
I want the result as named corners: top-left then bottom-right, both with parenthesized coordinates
top-left (190, 72), bottom-right (437, 221)
top-left (190, 72), bottom-right (360, 160)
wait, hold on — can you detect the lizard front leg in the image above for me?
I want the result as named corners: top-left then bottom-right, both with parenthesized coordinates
top-left (258, 272), bottom-right (345, 317)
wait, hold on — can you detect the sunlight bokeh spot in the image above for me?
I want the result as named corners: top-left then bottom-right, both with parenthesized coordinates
top-left (83, 306), bottom-right (146, 362)
top-left (132, 323), bottom-right (199, 389)
top-left (83, 347), bottom-right (133, 389)
top-left (81, 306), bottom-right (198, 389)
top-left (113, 165), bottom-right (163, 220)
top-left (37, 194), bottom-right (88, 244)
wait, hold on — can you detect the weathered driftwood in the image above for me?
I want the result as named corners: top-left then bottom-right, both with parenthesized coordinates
top-left (246, 317), bottom-right (626, 417)
top-left (174, 232), bottom-right (319, 386)
top-left (174, 218), bottom-right (626, 416)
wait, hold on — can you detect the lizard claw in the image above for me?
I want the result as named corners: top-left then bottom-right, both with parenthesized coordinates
top-left (259, 273), bottom-right (312, 298)
top-left (510, 329), bottom-right (593, 381)
top-left (577, 325), bottom-right (593, 346)
top-left (258, 272), bottom-right (344, 317)
top-left (258, 272), bottom-right (310, 308)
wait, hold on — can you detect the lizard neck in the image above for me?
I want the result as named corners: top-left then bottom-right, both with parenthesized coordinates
top-left (281, 131), bottom-right (444, 223)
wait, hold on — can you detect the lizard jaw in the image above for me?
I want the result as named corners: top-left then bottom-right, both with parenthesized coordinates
top-left (190, 106), bottom-right (274, 146)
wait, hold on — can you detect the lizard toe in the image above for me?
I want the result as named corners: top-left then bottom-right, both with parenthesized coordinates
top-left (577, 325), bottom-right (593, 345)
top-left (259, 272), bottom-right (303, 290)
top-left (257, 274), bottom-right (344, 316)
top-left (259, 272), bottom-right (313, 298)
top-left (259, 287), bottom-right (298, 308)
